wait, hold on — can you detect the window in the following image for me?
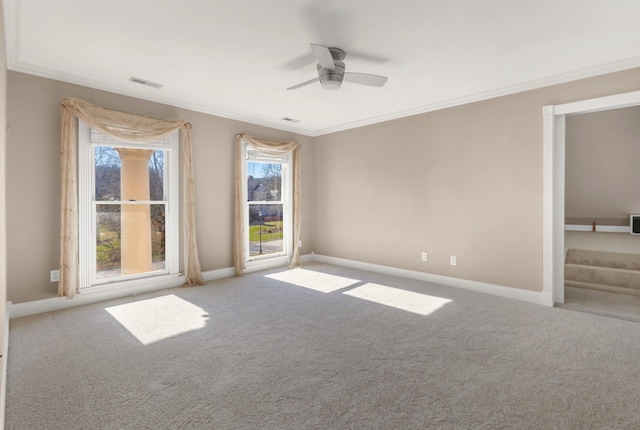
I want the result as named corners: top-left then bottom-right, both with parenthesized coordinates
top-left (78, 120), bottom-right (179, 291)
top-left (243, 144), bottom-right (292, 265)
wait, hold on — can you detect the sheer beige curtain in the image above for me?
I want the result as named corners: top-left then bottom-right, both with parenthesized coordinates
top-left (60, 97), bottom-right (205, 298)
top-left (234, 133), bottom-right (302, 276)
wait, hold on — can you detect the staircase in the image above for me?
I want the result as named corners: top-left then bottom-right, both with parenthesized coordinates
top-left (565, 248), bottom-right (640, 296)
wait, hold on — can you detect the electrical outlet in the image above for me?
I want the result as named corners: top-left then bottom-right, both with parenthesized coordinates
top-left (50, 270), bottom-right (60, 282)
top-left (421, 252), bottom-right (427, 262)
top-left (450, 256), bottom-right (457, 266)
top-left (298, 240), bottom-right (302, 248)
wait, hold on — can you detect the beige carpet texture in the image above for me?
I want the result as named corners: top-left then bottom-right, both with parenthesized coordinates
top-left (7, 263), bottom-right (640, 429)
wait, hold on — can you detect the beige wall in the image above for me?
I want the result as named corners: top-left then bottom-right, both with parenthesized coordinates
top-left (566, 106), bottom-right (640, 225)
top-left (6, 66), bottom-right (640, 302)
top-left (6, 72), bottom-right (315, 303)
top-left (313, 68), bottom-right (640, 292)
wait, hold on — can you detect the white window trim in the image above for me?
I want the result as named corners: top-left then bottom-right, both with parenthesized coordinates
top-left (241, 139), bottom-right (293, 270)
top-left (78, 120), bottom-right (179, 292)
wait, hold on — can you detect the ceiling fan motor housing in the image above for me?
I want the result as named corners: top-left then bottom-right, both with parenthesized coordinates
top-left (318, 60), bottom-right (345, 90)
top-left (287, 45), bottom-right (386, 91)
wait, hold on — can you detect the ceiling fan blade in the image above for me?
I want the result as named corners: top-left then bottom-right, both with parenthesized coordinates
top-left (280, 53), bottom-right (315, 71)
top-left (343, 72), bottom-right (388, 87)
top-left (310, 43), bottom-right (335, 71)
top-left (287, 77), bottom-right (320, 90)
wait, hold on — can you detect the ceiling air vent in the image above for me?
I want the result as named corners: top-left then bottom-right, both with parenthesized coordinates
top-left (129, 76), bottom-right (163, 89)
top-left (282, 117), bottom-right (301, 123)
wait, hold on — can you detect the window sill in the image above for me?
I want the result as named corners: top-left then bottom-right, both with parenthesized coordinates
top-left (80, 273), bottom-right (183, 295)
top-left (245, 255), bottom-right (290, 274)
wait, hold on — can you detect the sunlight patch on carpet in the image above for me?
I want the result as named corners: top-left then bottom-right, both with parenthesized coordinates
top-left (343, 283), bottom-right (452, 315)
top-left (105, 295), bottom-right (209, 345)
top-left (265, 269), bottom-right (360, 293)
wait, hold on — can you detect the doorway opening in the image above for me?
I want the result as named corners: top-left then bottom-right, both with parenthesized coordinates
top-left (543, 90), bottom-right (640, 320)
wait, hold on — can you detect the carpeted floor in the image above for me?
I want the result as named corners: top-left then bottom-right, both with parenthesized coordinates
top-left (7, 263), bottom-right (640, 429)
top-left (558, 286), bottom-right (640, 323)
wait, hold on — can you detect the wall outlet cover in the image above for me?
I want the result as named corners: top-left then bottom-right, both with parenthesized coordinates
top-left (50, 270), bottom-right (60, 282)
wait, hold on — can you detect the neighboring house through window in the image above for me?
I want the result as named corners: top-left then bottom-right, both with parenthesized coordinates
top-left (251, 182), bottom-right (272, 201)
top-left (244, 144), bottom-right (292, 263)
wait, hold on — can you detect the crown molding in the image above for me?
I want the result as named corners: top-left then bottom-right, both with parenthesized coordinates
top-left (5, 0), bottom-right (640, 138)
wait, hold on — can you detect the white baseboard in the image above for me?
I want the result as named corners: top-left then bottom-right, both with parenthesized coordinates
top-left (9, 266), bottom-right (242, 320)
top-left (244, 255), bottom-right (290, 274)
top-left (8, 252), bottom-right (552, 320)
top-left (1, 301), bottom-right (10, 430)
top-left (202, 267), bottom-right (236, 281)
top-left (310, 254), bottom-right (554, 307)
top-left (300, 254), bottom-right (315, 264)
top-left (9, 274), bottom-right (185, 319)
top-left (565, 224), bottom-right (630, 233)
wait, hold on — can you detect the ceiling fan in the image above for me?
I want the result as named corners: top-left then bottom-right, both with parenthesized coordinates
top-left (287, 43), bottom-right (388, 91)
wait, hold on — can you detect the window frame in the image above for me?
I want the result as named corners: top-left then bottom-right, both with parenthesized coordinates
top-left (78, 120), bottom-right (180, 292)
top-left (241, 141), bottom-right (293, 269)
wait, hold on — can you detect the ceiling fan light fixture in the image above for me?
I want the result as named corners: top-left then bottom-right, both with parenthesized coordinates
top-left (318, 60), bottom-right (345, 90)
top-left (320, 74), bottom-right (343, 90)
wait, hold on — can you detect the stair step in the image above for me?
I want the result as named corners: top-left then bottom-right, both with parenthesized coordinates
top-left (565, 263), bottom-right (640, 289)
top-left (565, 248), bottom-right (640, 271)
top-left (565, 280), bottom-right (640, 297)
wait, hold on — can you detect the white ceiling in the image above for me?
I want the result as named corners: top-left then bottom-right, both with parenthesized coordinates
top-left (4, 0), bottom-right (640, 136)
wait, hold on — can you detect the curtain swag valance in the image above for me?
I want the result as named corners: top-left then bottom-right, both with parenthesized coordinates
top-left (60, 97), bottom-right (205, 298)
top-left (62, 97), bottom-right (188, 141)
top-left (233, 133), bottom-right (302, 276)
